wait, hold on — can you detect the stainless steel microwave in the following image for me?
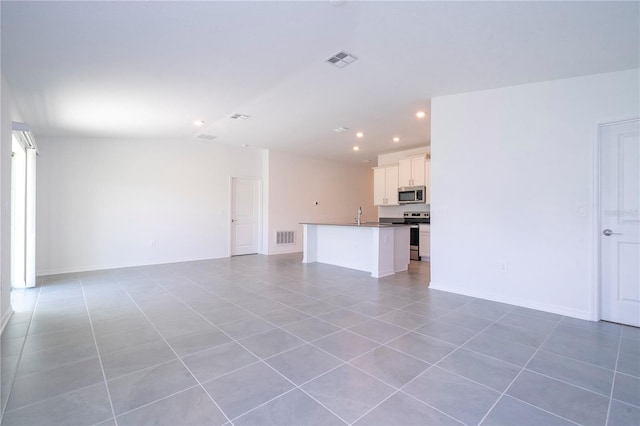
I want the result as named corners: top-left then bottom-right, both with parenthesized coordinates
top-left (398, 186), bottom-right (426, 204)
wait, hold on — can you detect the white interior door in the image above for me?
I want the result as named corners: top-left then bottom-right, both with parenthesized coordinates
top-left (231, 178), bottom-right (260, 256)
top-left (600, 118), bottom-right (640, 327)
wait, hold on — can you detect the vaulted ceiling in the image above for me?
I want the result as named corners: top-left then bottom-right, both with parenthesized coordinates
top-left (2, 1), bottom-right (638, 164)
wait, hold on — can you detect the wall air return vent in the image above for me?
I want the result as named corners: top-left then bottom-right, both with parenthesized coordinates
top-left (325, 51), bottom-right (357, 68)
top-left (276, 231), bottom-right (295, 245)
top-left (196, 134), bottom-right (217, 140)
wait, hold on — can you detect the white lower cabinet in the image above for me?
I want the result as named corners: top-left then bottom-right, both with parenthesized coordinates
top-left (419, 224), bottom-right (430, 259)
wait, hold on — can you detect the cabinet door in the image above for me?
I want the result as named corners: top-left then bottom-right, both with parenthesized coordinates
top-left (411, 156), bottom-right (426, 186)
top-left (419, 231), bottom-right (430, 257)
top-left (398, 158), bottom-right (412, 187)
top-left (373, 167), bottom-right (387, 206)
top-left (385, 166), bottom-right (399, 205)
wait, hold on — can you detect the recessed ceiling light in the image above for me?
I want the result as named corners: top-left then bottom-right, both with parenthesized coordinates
top-left (242, 144), bottom-right (250, 148)
top-left (353, 146), bottom-right (360, 151)
top-left (362, 159), bottom-right (371, 163)
top-left (334, 126), bottom-right (349, 133)
top-left (416, 111), bottom-right (426, 118)
top-left (393, 137), bottom-right (400, 142)
top-left (230, 113), bottom-right (250, 120)
top-left (356, 132), bottom-right (364, 138)
top-left (194, 120), bottom-right (205, 126)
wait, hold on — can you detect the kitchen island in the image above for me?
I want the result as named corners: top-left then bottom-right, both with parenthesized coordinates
top-left (301, 223), bottom-right (411, 278)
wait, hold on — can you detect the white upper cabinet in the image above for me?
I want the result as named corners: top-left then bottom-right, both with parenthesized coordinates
top-left (373, 166), bottom-right (399, 206)
top-left (398, 156), bottom-right (426, 187)
top-left (386, 167), bottom-right (399, 205)
top-left (373, 167), bottom-right (386, 205)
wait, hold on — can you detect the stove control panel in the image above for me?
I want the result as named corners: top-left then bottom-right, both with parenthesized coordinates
top-left (404, 211), bottom-right (430, 221)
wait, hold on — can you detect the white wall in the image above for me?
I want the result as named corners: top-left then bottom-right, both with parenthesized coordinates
top-left (0, 74), bottom-right (23, 329)
top-left (431, 69), bottom-right (640, 320)
top-left (0, 73), bottom-right (24, 418)
top-left (36, 138), bottom-right (262, 275)
top-left (266, 150), bottom-right (374, 255)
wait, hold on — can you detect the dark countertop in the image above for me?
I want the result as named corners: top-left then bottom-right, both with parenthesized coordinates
top-left (300, 222), bottom-right (411, 228)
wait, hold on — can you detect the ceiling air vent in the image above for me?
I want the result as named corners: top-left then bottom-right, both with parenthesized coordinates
top-left (230, 113), bottom-right (250, 120)
top-left (325, 51), bottom-right (357, 68)
top-left (196, 134), bottom-right (216, 140)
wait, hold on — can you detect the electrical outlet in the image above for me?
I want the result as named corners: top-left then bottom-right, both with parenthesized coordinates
top-left (150, 240), bottom-right (158, 247)
top-left (499, 263), bottom-right (509, 272)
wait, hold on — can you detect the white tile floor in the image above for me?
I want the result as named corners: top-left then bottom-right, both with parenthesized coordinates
top-left (0, 253), bottom-right (638, 425)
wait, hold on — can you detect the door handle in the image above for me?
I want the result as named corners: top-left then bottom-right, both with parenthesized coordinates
top-left (602, 229), bottom-right (622, 236)
top-left (231, 219), bottom-right (236, 223)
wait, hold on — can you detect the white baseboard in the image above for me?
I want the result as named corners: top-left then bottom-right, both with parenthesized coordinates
top-left (36, 254), bottom-right (233, 277)
top-left (374, 269), bottom-right (396, 278)
top-left (267, 247), bottom-right (303, 256)
top-left (37, 251), bottom-right (304, 277)
top-left (429, 281), bottom-right (593, 321)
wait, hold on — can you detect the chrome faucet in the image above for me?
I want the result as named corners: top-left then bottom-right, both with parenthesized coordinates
top-left (356, 206), bottom-right (363, 225)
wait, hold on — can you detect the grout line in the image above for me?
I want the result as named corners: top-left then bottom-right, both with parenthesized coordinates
top-left (149, 270), bottom-right (377, 423)
top-left (112, 383), bottom-right (202, 419)
top-left (348, 306), bottom-right (512, 425)
top-left (522, 368), bottom-right (618, 399)
top-left (139, 262), bottom-right (525, 425)
top-left (488, 394), bottom-right (583, 426)
top-left (2, 378), bottom-right (122, 416)
top-left (614, 369), bottom-right (640, 380)
top-left (143, 277), bottom-right (352, 425)
top-left (79, 274), bottom-right (120, 426)
top-left (464, 330), bottom-right (634, 404)
top-left (225, 387), bottom-right (303, 424)
top-left (398, 390), bottom-right (467, 425)
top-left (27, 256), bottom-right (626, 426)
top-left (0, 286), bottom-right (42, 419)
top-left (476, 317), bottom-right (566, 426)
top-left (8, 351), bottom-right (102, 382)
top-left (90, 355), bottom-right (177, 383)
top-left (114, 283), bottom-right (233, 425)
top-left (605, 329), bottom-right (624, 425)
top-left (524, 345), bottom-right (618, 372)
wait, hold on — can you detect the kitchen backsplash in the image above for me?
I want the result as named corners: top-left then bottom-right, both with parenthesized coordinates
top-left (378, 204), bottom-right (430, 219)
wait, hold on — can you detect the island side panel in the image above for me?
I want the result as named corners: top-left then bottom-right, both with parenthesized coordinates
top-left (313, 225), bottom-right (374, 273)
top-left (302, 224), bottom-right (318, 263)
top-left (372, 227), bottom-right (396, 278)
top-left (393, 226), bottom-right (410, 273)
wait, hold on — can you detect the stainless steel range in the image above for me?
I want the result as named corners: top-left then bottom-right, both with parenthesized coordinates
top-left (379, 211), bottom-right (430, 260)
top-left (404, 211), bottom-right (430, 261)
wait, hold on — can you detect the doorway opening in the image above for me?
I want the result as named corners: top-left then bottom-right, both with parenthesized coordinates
top-left (10, 124), bottom-right (37, 289)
